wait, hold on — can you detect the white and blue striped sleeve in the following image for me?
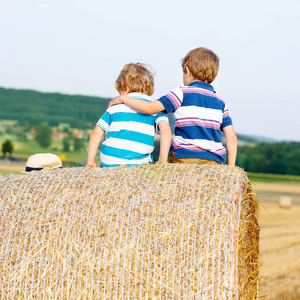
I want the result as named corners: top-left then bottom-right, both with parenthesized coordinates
top-left (96, 110), bottom-right (111, 132)
top-left (158, 87), bottom-right (184, 113)
top-left (154, 112), bottom-right (169, 134)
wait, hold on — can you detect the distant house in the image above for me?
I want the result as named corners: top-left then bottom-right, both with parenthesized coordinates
top-left (26, 128), bottom-right (36, 140)
top-left (71, 129), bottom-right (84, 139)
top-left (58, 123), bottom-right (71, 132)
top-left (52, 128), bottom-right (66, 141)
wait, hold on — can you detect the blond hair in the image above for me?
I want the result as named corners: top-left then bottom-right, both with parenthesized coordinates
top-left (115, 63), bottom-right (155, 96)
top-left (181, 48), bottom-right (219, 84)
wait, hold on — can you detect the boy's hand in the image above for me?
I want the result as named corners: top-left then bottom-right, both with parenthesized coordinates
top-left (108, 91), bottom-right (128, 108)
top-left (86, 162), bottom-right (98, 167)
top-left (155, 160), bottom-right (168, 164)
top-left (108, 96), bottom-right (123, 108)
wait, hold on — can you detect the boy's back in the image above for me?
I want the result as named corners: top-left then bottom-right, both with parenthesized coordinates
top-left (86, 62), bottom-right (172, 168)
top-left (98, 93), bottom-right (168, 167)
top-left (158, 81), bottom-right (232, 164)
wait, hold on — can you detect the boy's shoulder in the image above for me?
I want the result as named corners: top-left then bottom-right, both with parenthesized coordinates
top-left (181, 82), bottom-right (225, 103)
top-left (166, 82), bottom-right (218, 97)
top-left (128, 92), bottom-right (152, 102)
top-left (106, 103), bottom-right (128, 113)
top-left (163, 83), bottom-right (223, 102)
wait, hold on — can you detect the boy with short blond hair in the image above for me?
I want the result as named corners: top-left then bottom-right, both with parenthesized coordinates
top-left (86, 63), bottom-right (172, 167)
top-left (108, 47), bottom-right (237, 166)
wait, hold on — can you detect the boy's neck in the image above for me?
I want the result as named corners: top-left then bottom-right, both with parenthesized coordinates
top-left (128, 92), bottom-right (151, 100)
top-left (188, 80), bottom-right (215, 92)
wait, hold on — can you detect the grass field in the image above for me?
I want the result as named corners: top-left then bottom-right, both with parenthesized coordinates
top-left (257, 203), bottom-right (300, 300)
top-left (248, 172), bottom-right (300, 183)
top-left (0, 161), bottom-right (26, 176)
top-left (250, 173), bottom-right (300, 299)
top-left (0, 137), bottom-right (89, 164)
top-left (1, 163), bottom-right (299, 299)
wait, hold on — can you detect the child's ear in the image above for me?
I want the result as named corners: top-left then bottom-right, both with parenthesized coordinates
top-left (186, 67), bottom-right (192, 77)
top-left (186, 67), bottom-right (195, 80)
top-left (119, 86), bottom-right (130, 95)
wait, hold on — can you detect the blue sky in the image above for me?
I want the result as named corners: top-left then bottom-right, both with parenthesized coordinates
top-left (1, 0), bottom-right (299, 141)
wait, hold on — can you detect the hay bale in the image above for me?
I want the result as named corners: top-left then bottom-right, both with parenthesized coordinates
top-left (0, 164), bottom-right (259, 299)
top-left (279, 196), bottom-right (292, 209)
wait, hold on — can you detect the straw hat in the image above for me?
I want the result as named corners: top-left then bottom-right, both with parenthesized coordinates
top-left (25, 153), bottom-right (62, 172)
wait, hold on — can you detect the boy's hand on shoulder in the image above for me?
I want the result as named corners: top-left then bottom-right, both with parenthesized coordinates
top-left (108, 92), bottom-right (128, 108)
top-left (108, 96), bottom-right (123, 108)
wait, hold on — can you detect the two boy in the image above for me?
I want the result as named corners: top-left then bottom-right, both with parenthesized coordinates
top-left (87, 47), bottom-right (237, 167)
top-left (107, 47), bottom-right (237, 166)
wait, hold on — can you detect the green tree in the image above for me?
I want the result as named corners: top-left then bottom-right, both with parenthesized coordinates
top-left (35, 124), bottom-right (52, 148)
top-left (286, 149), bottom-right (300, 175)
top-left (73, 137), bottom-right (84, 151)
top-left (237, 142), bottom-right (300, 175)
top-left (62, 137), bottom-right (71, 151)
top-left (1, 139), bottom-right (13, 157)
top-left (0, 87), bottom-right (110, 129)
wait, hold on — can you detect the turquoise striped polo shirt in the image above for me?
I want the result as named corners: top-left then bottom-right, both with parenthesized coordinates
top-left (97, 93), bottom-right (169, 167)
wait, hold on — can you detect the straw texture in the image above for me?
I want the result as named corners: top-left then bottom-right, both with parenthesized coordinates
top-left (0, 164), bottom-right (259, 299)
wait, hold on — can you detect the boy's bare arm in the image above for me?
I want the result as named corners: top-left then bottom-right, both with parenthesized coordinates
top-left (86, 126), bottom-right (105, 167)
top-left (223, 125), bottom-right (238, 167)
top-left (108, 95), bottom-right (165, 114)
top-left (156, 122), bottom-right (172, 164)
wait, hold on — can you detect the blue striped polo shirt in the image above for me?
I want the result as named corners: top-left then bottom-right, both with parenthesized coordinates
top-left (97, 93), bottom-right (169, 167)
top-left (158, 81), bottom-right (233, 164)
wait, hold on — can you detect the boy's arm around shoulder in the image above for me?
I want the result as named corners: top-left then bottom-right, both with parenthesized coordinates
top-left (108, 95), bottom-right (165, 114)
top-left (86, 125), bottom-right (105, 167)
top-left (156, 121), bottom-right (172, 164)
top-left (223, 125), bottom-right (237, 167)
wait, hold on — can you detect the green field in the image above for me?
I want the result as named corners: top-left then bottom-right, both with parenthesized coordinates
top-left (2, 135), bottom-right (300, 183)
top-left (0, 136), bottom-right (89, 164)
top-left (247, 172), bottom-right (300, 183)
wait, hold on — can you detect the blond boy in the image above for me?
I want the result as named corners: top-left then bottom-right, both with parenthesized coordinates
top-left (86, 63), bottom-right (172, 167)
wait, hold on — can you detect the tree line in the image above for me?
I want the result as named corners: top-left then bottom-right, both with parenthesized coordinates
top-left (1, 122), bottom-right (86, 157)
top-left (236, 142), bottom-right (300, 175)
top-left (150, 141), bottom-right (300, 176)
top-left (0, 87), bottom-right (110, 129)
top-left (2, 131), bottom-right (300, 175)
top-left (2, 87), bottom-right (300, 175)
